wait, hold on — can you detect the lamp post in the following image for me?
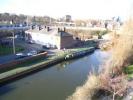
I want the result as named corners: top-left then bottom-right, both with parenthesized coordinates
top-left (11, 19), bottom-right (16, 54)
top-left (12, 31), bottom-right (16, 54)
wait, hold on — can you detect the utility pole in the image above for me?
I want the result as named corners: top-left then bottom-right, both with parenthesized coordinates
top-left (11, 19), bottom-right (16, 54)
top-left (12, 32), bottom-right (16, 54)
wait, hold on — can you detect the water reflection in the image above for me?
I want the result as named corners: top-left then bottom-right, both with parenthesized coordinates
top-left (0, 86), bottom-right (15, 96)
top-left (56, 60), bottom-right (76, 70)
top-left (57, 62), bottom-right (69, 70)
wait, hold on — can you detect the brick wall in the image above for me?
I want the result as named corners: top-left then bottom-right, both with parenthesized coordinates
top-left (60, 36), bottom-right (76, 49)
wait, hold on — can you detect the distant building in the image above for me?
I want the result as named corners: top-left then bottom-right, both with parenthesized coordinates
top-left (104, 18), bottom-right (121, 30)
top-left (55, 15), bottom-right (74, 27)
top-left (25, 27), bottom-right (77, 49)
top-left (65, 15), bottom-right (72, 22)
top-left (86, 22), bottom-right (92, 27)
top-left (58, 15), bottom-right (72, 22)
top-left (55, 22), bottom-right (76, 27)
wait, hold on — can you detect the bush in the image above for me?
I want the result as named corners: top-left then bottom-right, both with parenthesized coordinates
top-left (0, 45), bottom-right (24, 55)
top-left (67, 74), bottom-right (100, 100)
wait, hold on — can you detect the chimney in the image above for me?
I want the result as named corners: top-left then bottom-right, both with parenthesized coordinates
top-left (58, 28), bottom-right (60, 32)
top-left (38, 27), bottom-right (40, 31)
top-left (64, 27), bottom-right (66, 32)
top-left (47, 27), bottom-right (50, 32)
top-left (31, 25), bottom-right (34, 30)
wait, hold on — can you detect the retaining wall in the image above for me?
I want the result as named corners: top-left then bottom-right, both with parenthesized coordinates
top-left (0, 52), bottom-right (47, 71)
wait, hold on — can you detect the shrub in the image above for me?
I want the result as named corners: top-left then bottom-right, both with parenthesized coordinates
top-left (66, 74), bottom-right (100, 100)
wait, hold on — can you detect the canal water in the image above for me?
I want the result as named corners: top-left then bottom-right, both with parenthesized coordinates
top-left (0, 50), bottom-right (110, 100)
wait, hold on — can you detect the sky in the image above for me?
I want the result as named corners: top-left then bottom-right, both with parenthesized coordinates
top-left (0, 0), bottom-right (133, 20)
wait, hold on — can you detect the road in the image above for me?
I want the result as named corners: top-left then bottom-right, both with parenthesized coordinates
top-left (0, 38), bottom-right (43, 64)
top-left (0, 38), bottom-right (60, 64)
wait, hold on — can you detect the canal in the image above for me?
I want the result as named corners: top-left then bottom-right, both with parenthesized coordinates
top-left (0, 50), bottom-right (110, 100)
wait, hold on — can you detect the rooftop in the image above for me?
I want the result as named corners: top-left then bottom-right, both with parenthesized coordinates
top-left (26, 27), bottom-right (72, 37)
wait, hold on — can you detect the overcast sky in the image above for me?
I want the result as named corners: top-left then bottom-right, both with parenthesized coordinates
top-left (0, 0), bottom-right (133, 20)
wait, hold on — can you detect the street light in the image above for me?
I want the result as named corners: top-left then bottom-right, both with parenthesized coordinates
top-left (11, 19), bottom-right (16, 54)
top-left (12, 31), bottom-right (16, 54)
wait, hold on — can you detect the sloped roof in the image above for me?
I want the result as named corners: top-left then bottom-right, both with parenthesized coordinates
top-left (26, 29), bottom-right (73, 37)
top-left (26, 28), bottom-right (54, 34)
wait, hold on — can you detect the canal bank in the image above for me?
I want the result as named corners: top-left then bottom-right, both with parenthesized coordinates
top-left (0, 50), bottom-right (109, 100)
top-left (0, 47), bottom-right (95, 85)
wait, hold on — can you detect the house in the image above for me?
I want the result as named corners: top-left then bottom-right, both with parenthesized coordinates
top-left (25, 27), bottom-right (77, 49)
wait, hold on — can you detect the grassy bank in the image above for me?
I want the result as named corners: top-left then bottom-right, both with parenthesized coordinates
top-left (124, 65), bottom-right (133, 80)
top-left (0, 47), bottom-right (94, 74)
top-left (0, 47), bottom-right (95, 84)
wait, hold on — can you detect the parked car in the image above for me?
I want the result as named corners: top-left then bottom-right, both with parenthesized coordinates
top-left (15, 35), bottom-right (23, 39)
top-left (27, 40), bottom-right (35, 44)
top-left (16, 53), bottom-right (27, 59)
top-left (42, 45), bottom-right (50, 49)
top-left (42, 44), bottom-right (56, 49)
top-left (50, 45), bottom-right (56, 49)
top-left (27, 50), bottom-right (37, 56)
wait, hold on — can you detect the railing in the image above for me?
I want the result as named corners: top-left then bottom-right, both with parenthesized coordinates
top-left (0, 26), bottom-right (29, 31)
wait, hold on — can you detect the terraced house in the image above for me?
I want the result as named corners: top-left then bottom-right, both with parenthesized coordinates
top-left (25, 26), bottom-right (77, 49)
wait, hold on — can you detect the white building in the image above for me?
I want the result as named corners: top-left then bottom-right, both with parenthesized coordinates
top-left (25, 27), bottom-right (77, 49)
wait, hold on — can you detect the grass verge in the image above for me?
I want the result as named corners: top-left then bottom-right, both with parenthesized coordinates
top-left (124, 65), bottom-right (133, 80)
top-left (0, 45), bottom-right (24, 56)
